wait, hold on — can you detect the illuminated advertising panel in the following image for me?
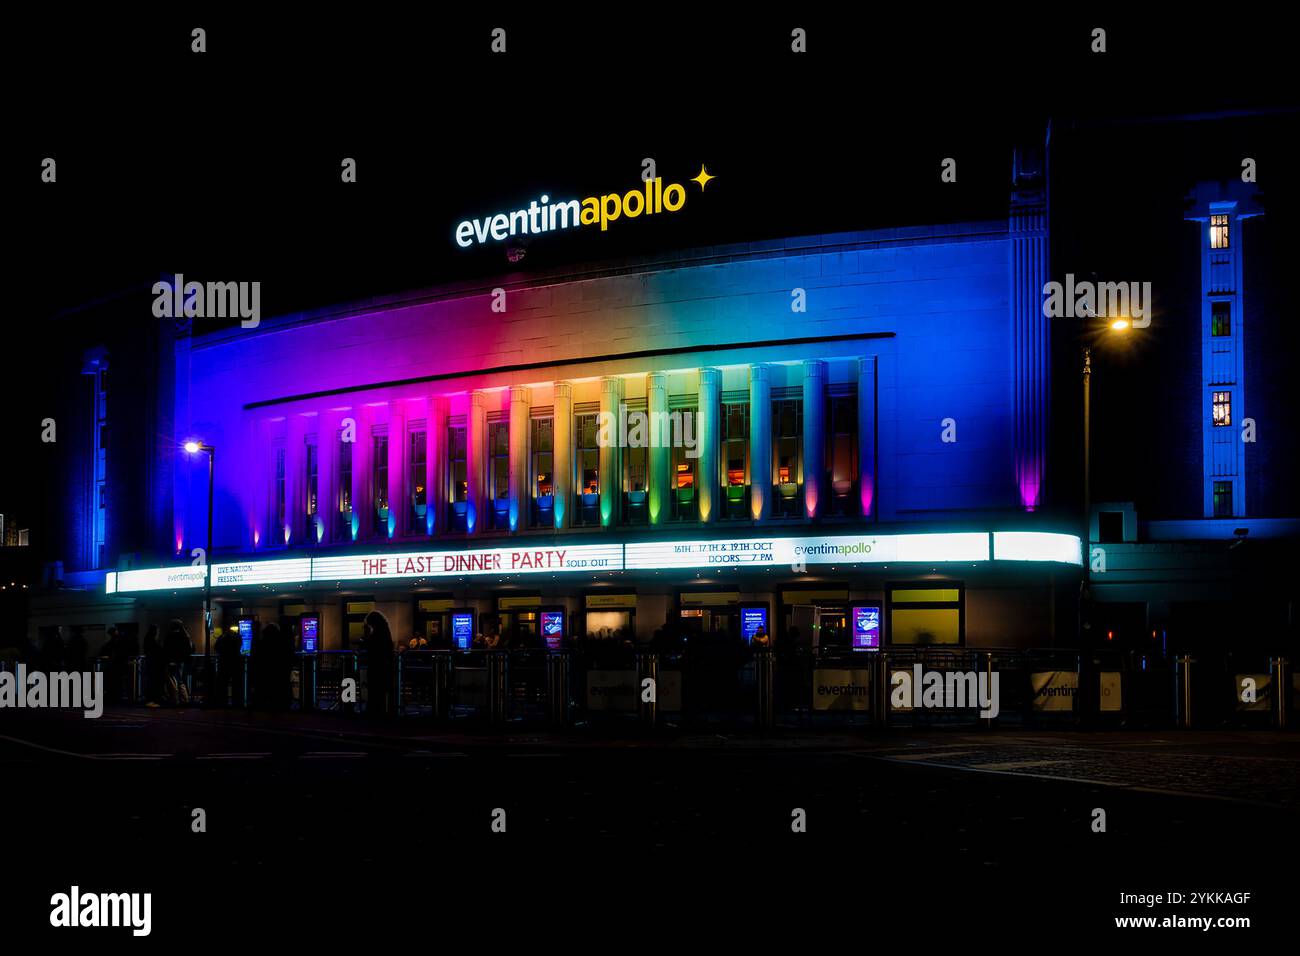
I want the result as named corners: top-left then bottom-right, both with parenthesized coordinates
top-left (851, 606), bottom-right (882, 650)
top-left (451, 612), bottom-right (474, 650)
top-left (992, 531), bottom-right (1084, 565)
top-left (301, 615), bottom-right (319, 653)
top-left (238, 618), bottom-right (254, 655)
top-left (624, 533), bottom-right (989, 571)
top-left (213, 558), bottom-right (312, 587)
top-left (109, 566), bottom-right (207, 594)
top-left (740, 606), bottom-right (768, 644)
top-left (311, 544), bottom-right (622, 582)
top-left (541, 610), bottom-right (565, 650)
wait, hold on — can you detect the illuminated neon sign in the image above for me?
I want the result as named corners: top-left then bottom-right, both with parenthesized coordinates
top-left (105, 531), bottom-right (1081, 594)
top-left (454, 167), bottom-right (712, 248)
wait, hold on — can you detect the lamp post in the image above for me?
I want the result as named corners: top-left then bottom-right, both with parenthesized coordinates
top-left (1079, 316), bottom-right (1131, 722)
top-left (185, 441), bottom-right (215, 656)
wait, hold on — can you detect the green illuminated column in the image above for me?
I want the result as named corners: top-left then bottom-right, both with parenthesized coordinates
top-left (803, 360), bottom-right (827, 519)
top-left (647, 371), bottom-right (669, 525)
top-left (508, 385), bottom-right (531, 533)
top-left (858, 356), bottom-right (877, 518)
top-left (697, 367), bottom-right (721, 523)
top-left (599, 376), bottom-right (623, 527)
top-left (553, 382), bottom-right (572, 530)
top-left (749, 364), bottom-right (771, 521)
top-left (467, 390), bottom-right (487, 536)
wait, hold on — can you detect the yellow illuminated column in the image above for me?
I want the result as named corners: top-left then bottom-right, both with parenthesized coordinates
top-left (647, 371), bottom-right (670, 525)
top-left (803, 360), bottom-right (827, 519)
top-left (599, 376), bottom-right (623, 527)
top-left (508, 385), bottom-right (532, 533)
top-left (467, 390), bottom-right (487, 536)
top-left (553, 382), bottom-right (573, 530)
top-left (697, 367), bottom-right (721, 523)
top-left (749, 364), bottom-right (771, 521)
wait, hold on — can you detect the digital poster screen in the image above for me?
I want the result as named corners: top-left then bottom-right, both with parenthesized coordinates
top-left (740, 606), bottom-right (769, 644)
top-left (852, 606), bottom-right (881, 650)
top-left (301, 615), bottom-right (319, 653)
top-left (452, 612), bottom-right (474, 650)
top-left (541, 610), bottom-right (565, 650)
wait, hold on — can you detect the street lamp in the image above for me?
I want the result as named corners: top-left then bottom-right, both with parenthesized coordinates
top-left (185, 441), bottom-right (215, 656)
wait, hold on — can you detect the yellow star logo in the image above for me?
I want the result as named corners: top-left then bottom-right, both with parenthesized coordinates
top-left (691, 165), bottom-right (716, 191)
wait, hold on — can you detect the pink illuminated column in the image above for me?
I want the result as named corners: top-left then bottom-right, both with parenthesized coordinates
top-left (315, 408), bottom-right (339, 545)
top-left (350, 406), bottom-right (371, 541)
top-left (426, 396), bottom-right (447, 536)
top-left (508, 385), bottom-right (532, 533)
top-left (386, 404), bottom-right (405, 539)
top-left (857, 356), bottom-right (877, 519)
top-left (802, 360), bottom-right (826, 519)
top-left (467, 390), bottom-right (487, 535)
top-left (286, 412), bottom-right (307, 547)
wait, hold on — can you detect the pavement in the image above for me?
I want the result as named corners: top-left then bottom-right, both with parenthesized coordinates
top-left (2, 707), bottom-right (1294, 943)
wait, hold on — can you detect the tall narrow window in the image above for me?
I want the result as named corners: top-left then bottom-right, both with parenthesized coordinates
top-left (1213, 480), bottom-right (1233, 518)
top-left (772, 398), bottom-right (802, 518)
top-left (671, 408), bottom-right (696, 521)
top-left (372, 434), bottom-right (389, 535)
top-left (1212, 391), bottom-right (1232, 427)
top-left (721, 402), bottom-right (749, 519)
top-left (623, 415), bottom-right (647, 525)
top-left (336, 435), bottom-right (353, 540)
top-left (274, 446), bottom-right (286, 538)
top-left (408, 429), bottom-right (427, 532)
top-left (305, 441), bottom-right (318, 519)
top-left (1211, 300), bottom-right (1231, 337)
top-left (531, 417), bottom-right (554, 527)
top-left (828, 395), bottom-right (858, 515)
top-left (488, 421), bottom-right (509, 530)
top-left (448, 424), bottom-right (467, 531)
top-left (1209, 214), bottom-right (1230, 249)
top-left (575, 412), bottom-right (600, 526)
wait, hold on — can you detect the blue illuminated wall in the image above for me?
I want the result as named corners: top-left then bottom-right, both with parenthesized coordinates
top-left (169, 217), bottom-right (1044, 556)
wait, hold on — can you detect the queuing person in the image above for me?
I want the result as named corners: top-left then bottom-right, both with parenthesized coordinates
top-left (363, 610), bottom-right (394, 718)
top-left (163, 619), bottom-right (194, 705)
top-left (212, 626), bottom-right (243, 708)
top-left (142, 624), bottom-right (165, 708)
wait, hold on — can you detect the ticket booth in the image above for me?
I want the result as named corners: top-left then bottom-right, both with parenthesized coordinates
top-left (678, 590), bottom-right (741, 643)
top-left (583, 592), bottom-right (636, 642)
top-left (414, 596), bottom-right (456, 649)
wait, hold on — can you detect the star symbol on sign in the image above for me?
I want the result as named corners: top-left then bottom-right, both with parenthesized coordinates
top-left (691, 165), bottom-right (715, 190)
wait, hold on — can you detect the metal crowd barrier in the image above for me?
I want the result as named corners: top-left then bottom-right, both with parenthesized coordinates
top-left (0, 648), bottom-right (1293, 731)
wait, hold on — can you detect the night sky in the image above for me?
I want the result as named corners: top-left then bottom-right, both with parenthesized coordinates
top-left (5, 10), bottom-right (1297, 561)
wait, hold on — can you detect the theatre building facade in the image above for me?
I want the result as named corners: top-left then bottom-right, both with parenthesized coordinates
top-left (31, 164), bottom-right (1084, 657)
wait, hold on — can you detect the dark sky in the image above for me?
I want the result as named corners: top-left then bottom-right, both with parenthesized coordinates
top-left (4, 9), bottom-right (1296, 558)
